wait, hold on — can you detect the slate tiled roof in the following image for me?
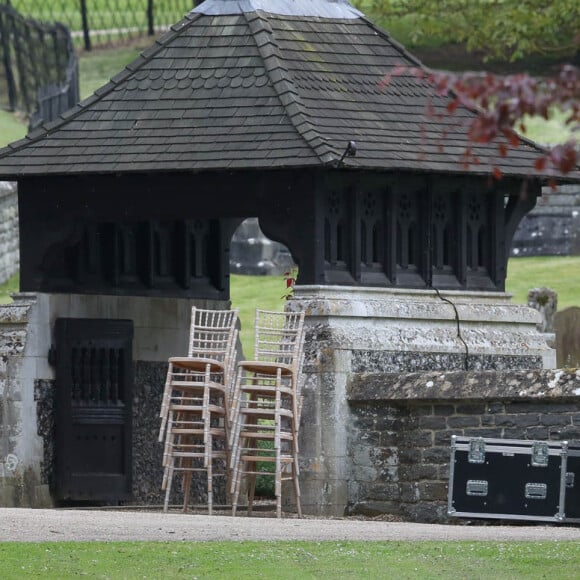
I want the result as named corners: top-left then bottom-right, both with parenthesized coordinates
top-left (0, 0), bottom-right (562, 179)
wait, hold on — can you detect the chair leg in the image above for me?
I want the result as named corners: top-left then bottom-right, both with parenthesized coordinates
top-left (207, 438), bottom-right (214, 515)
top-left (293, 465), bottom-right (302, 518)
top-left (158, 363), bottom-right (174, 442)
top-left (182, 464), bottom-right (192, 513)
top-left (231, 458), bottom-right (245, 517)
top-left (275, 470), bottom-right (282, 519)
top-left (163, 462), bottom-right (174, 512)
top-left (247, 472), bottom-right (257, 516)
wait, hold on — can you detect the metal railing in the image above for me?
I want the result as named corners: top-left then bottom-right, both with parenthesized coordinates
top-left (5, 0), bottom-right (197, 50)
top-left (0, 4), bottom-right (79, 128)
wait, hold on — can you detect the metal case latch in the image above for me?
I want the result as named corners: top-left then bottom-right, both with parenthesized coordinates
top-left (525, 482), bottom-right (548, 500)
top-left (566, 472), bottom-right (575, 488)
top-left (466, 480), bottom-right (488, 497)
top-left (468, 438), bottom-right (486, 464)
top-left (531, 441), bottom-right (549, 467)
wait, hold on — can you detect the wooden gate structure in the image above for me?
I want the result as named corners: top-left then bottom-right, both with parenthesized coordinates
top-left (0, 0), bottom-right (573, 505)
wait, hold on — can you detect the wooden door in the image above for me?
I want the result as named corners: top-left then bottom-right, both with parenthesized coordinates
top-left (53, 318), bottom-right (133, 502)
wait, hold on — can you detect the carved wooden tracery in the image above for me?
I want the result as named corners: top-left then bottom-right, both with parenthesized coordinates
top-left (319, 179), bottom-right (508, 291)
top-left (18, 171), bottom-right (535, 298)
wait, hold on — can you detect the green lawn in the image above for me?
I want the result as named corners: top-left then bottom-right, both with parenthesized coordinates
top-left (231, 274), bottom-right (287, 358)
top-left (78, 38), bottom-right (151, 99)
top-left (9, 0), bottom-right (193, 37)
top-left (506, 256), bottom-right (580, 310)
top-left (1, 540), bottom-right (580, 579)
top-left (0, 272), bottom-right (19, 304)
top-left (0, 110), bottom-right (27, 146)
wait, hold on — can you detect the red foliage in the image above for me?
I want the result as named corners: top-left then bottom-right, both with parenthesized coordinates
top-left (382, 65), bottom-right (580, 175)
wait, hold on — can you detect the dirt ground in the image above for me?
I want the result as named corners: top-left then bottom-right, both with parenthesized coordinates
top-left (2, 508), bottom-right (580, 543)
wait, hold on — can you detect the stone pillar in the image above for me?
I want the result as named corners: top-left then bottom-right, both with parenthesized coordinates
top-left (287, 285), bottom-right (556, 516)
top-left (0, 294), bottom-right (52, 507)
top-left (0, 182), bottom-right (19, 285)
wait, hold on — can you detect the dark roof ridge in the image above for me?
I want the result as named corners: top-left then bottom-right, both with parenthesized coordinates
top-left (243, 10), bottom-right (338, 165)
top-left (360, 15), bottom-right (425, 70)
top-left (193, 0), bottom-right (362, 19)
top-left (0, 12), bottom-right (205, 158)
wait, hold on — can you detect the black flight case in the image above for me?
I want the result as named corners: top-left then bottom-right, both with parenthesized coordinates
top-left (564, 445), bottom-right (580, 523)
top-left (448, 436), bottom-right (569, 523)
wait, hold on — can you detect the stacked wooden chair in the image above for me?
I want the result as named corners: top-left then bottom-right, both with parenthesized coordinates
top-left (159, 307), bottom-right (238, 515)
top-left (229, 309), bottom-right (306, 518)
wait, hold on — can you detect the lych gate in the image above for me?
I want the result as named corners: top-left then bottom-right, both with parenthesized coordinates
top-left (16, 171), bottom-right (526, 298)
top-left (0, 0), bottom-right (566, 513)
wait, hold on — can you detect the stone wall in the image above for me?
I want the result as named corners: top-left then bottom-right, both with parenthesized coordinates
top-left (289, 285), bottom-right (556, 517)
top-left (512, 184), bottom-right (580, 257)
top-left (0, 182), bottom-right (19, 285)
top-left (347, 369), bottom-right (580, 522)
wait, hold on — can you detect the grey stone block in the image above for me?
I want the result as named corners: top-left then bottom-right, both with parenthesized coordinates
top-left (525, 427), bottom-right (550, 440)
top-left (418, 481), bottom-right (448, 502)
top-left (403, 501), bottom-right (449, 524)
top-left (398, 431), bottom-right (433, 448)
top-left (540, 414), bottom-right (573, 427)
top-left (447, 416), bottom-right (481, 428)
top-left (399, 464), bottom-right (438, 481)
top-left (434, 430), bottom-right (456, 446)
top-left (463, 428), bottom-right (503, 438)
top-left (418, 416), bottom-right (447, 430)
top-left (456, 404), bottom-right (486, 414)
top-left (421, 447), bottom-right (450, 464)
top-left (433, 404), bottom-right (455, 416)
top-left (487, 402), bottom-right (505, 414)
top-left (494, 414), bottom-right (540, 427)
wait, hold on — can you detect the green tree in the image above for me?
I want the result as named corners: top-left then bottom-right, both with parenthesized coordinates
top-left (357, 0), bottom-right (579, 61)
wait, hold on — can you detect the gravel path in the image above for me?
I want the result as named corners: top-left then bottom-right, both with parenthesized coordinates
top-left (2, 509), bottom-right (580, 543)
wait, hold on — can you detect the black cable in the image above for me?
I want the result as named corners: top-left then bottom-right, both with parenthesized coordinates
top-left (424, 182), bottom-right (469, 371)
top-left (432, 286), bottom-right (470, 371)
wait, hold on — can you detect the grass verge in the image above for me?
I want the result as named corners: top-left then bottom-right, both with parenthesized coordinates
top-left (0, 110), bottom-right (27, 146)
top-left (0, 272), bottom-right (20, 304)
top-left (230, 274), bottom-right (287, 358)
top-left (1, 540), bottom-right (580, 579)
top-left (77, 38), bottom-right (152, 99)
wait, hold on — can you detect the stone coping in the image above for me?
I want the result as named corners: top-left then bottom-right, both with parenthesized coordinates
top-left (294, 285), bottom-right (515, 301)
top-left (348, 369), bottom-right (580, 402)
top-left (290, 287), bottom-right (539, 324)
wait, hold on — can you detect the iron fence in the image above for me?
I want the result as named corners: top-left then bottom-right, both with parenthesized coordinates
top-left (0, 4), bottom-right (79, 128)
top-left (5, 0), bottom-right (197, 50)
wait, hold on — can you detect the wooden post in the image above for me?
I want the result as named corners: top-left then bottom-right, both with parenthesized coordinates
top-left (80, 0), bottom-right (91, 51)
top-left (147, 0), bottom-right (154, 36)
top-left (0, 9), bottom-right (18, 111)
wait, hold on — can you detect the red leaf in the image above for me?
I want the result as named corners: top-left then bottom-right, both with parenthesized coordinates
top-left (446, 100), bottom-right (459, 114)
top-left (492, 167), bottom-right (503, 180)
top-left (534, 157), bottom-right (547, 171)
